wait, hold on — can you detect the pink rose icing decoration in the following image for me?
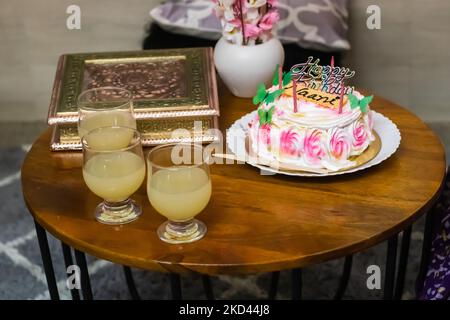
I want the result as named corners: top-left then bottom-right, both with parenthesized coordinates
top-left (351, 121), bottom-right (368, 150)
top-left (303, 129), bottom-right (325, 164)
top-left (328, 128), bottom-right (351, 160)
top-left (280, 129), bottom-right (301, 156)
top-left (258, 124), bottom-right (271, 145)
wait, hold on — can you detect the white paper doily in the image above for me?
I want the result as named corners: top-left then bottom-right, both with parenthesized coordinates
top-left (226, 111), bottom-right (401, 177)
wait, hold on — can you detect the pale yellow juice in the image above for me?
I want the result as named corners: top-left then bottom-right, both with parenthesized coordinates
top-left (83, 151), bottom-right (145, 202)
top-left (79, 111), bottom-right (136, 150)
top-left (147, 167), bottom-right (211, 221)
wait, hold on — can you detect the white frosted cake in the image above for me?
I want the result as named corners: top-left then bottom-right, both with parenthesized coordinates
top-left (248, 84), bottom-right (376, 172)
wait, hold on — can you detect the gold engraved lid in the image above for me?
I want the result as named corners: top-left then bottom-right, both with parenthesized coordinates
top-left (47, 48), bottom-right (219, 125)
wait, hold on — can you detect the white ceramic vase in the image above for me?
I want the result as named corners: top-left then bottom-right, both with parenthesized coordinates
top-left (214, 37), bottom-right (285, 98)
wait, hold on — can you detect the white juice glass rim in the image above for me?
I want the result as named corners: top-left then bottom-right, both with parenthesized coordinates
top-left (77, 86), bottom-right (133, 112)
top-left (81, 126), bottom-right (141, 153)
top-left (147, 143), bottom-right (209, 171)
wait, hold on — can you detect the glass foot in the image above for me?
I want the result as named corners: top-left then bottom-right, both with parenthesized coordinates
top-left (95, 199), bottom-right (141, 225)
top-left (157, 219), bottom-right (207, 244)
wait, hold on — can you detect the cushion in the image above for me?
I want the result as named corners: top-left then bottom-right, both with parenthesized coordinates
top-left (149, 0), bottom-right (350, 51)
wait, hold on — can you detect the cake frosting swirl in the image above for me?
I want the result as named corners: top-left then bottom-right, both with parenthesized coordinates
top-left (248, 85), bottom-right (375, 172)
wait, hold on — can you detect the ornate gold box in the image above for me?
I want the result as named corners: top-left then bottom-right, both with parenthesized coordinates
top-left (50, 116), bottom-right (219, 151)
top-left (47, 48), bottom-right (220, 150)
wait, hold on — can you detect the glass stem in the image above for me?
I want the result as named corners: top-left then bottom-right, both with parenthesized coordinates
top-left (103, 199), bottom-right (132, 217)
top-left (166, 220), bottom-right (198, 238)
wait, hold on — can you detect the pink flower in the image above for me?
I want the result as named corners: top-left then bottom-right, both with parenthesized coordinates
top-left (244, 23), bottom-right (261, 38)
top-left (214, 0), bottom-right (280, 45)
top-left (280, 129), bottom-right (301, 156)
top-left (328, 128), bottom-right (351, 160)
top-left (259, 11), bottom-right (279, 31)
top-left (351, 121), bottom-right (368, 149)
top-left (303, 130), bottom-right (325, 164)
top-left (258, 124), bottom-right (271, 145)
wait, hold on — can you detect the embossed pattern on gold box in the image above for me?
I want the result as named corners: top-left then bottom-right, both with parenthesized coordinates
top-left (50, 117), bottom-right (220, 151)
top-left (47, 48), bottom-right (219, 125)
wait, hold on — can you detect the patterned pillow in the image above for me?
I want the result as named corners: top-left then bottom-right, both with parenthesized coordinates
top-left (149, 0), bottom-right (350, 51)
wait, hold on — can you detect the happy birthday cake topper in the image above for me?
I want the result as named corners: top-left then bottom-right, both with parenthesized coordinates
top-left (291, 56), bottom-right (356, 95)
top-left (253, 57), bottom-right (364, 114)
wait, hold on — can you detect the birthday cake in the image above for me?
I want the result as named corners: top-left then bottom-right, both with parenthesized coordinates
top-left (248, 57), bottom-right (376, 173)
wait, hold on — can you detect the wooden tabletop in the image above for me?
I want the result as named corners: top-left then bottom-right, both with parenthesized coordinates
top-left (21, 85), bottom-right (447, 275)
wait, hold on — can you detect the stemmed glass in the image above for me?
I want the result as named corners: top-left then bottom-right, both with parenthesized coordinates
top-left (82, 127), bottom-right (145, 225)
top-left (77, 87), bottom-right (136, 143)
top-left (147, 143), bottom-right (211, 244)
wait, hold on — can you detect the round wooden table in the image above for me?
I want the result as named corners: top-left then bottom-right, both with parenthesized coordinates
top-left (22, 86), bottom-right (446, 300)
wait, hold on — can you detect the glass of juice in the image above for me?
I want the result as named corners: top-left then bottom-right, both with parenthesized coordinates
top-left (147, 143), bottom-right (211, 244)
top-left (77, 87), bottom-right (137, 148)
top-left (82, 126), bottom-right (146, 225)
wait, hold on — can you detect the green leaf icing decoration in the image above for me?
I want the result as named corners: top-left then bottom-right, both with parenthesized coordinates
top-left (267, 106), bottom-right (275, 123)
top-left (258, 106), bottom-right (275, 125)
top-left (272, 64), bottom-right (280, 86)
top-left (272, 66), bottom-right (292, 88)
top-left (265, 89), bottom-right (283, 104)
top-left (253, 83), bottom-right (267, 105)
top-left (258, 108), bottom-right (266, 125)
top-left (348, 94), bottom-right (359, 109)
top-left (253, 64), bottom-right (291, 107)
top-left (282, 71), bottom-right (292, 86)
top-left (348, 93), bottom-right (373, 113)
top-left (359, 95), bottom-right (373, 113)
top-left (253, 83), bottom-right (283, 107)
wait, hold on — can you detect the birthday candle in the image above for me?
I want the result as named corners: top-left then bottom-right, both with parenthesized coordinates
top-left (329, 56), bottom-right (335, 93)
top-left (278, 65), bottom-right (283, 90)
top-left (338, 79), bottom-right (345, 114)
top-left (293, 79), bottom-right (298, 113)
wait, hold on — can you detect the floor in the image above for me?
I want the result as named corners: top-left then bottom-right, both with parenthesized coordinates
top-left (0, 121), bottom-right (448, 300)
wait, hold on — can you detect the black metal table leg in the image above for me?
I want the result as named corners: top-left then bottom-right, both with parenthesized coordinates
top-left (394, 226), bottom-right (412, 300)
top-left (170, 273), bottom-right (182, 300)
top-left (384, 235), bottom-right (398, 300)
top-left (334, 255), bottom-right (353, 300)
top-left (34, 220), bottom-right (59, 300)
top-left (291, 268), bottom-right (302, 300)
top-left (61, 242), bottom-right (80, 300)
top-left (123, 266), bottom-right (141, 300)
top-left (202, 275), bottom-right (214, 300)
top-left (74, 249), bottom-right (93, 300)
top-left (268, 271), bottom-right (280, 300)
